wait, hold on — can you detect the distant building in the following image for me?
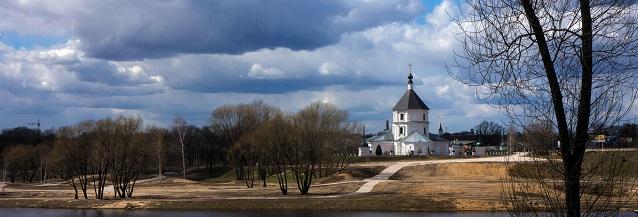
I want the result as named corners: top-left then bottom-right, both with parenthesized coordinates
top-left (590, 123), bottom-right (637, 148)
top-left (359, 71), bottom-right (449, 156)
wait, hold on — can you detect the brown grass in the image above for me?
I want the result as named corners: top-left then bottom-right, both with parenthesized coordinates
top-left (391, 162), bottom-right (508, 180)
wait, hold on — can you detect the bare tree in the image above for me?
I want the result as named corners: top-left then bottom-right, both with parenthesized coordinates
top-left (452, 0), bottom-right (638, 216)
top-left (209, 100), bottom-right (278, 181)
top-left (474, 121), bottom-right (505, 146)
top-left (53, 123), bottom-right (94, 199)
top-left (52, 116), bottom-right (153, 199)
top-left (522, 119), bottom-right (558, 154)
top-left (172, 117), bottom-right (192, 180)
top-left (1, 153), bottom-right (6, 186)
top-left (289, 102), bottom-right (353, 194)
top-left (147, 125), bottom-right (167, 179)
top-left (92, 118), bottom-right (113, 199)
top-left (209, 105), bottom-right (243, 179)
top-left (109, 115), bottom-right (149, 198)
top-left (475, 121), bottom-right (504, 136)
top-left (228, 101), bottom-right (281, 188)
top-left (265, 114), bottom-right (294, 194)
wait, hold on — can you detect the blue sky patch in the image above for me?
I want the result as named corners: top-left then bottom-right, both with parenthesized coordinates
top-left (0, 31), bottom-right (68, 49)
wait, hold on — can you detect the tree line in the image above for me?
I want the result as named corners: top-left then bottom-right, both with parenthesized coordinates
top-left (209, 101), bottom-right (360, 194)
top-left (0, 100), bottom-right (361, 198)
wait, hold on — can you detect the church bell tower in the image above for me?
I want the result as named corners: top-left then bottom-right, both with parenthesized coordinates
top-left (391, 65), bottom-right (430, 140)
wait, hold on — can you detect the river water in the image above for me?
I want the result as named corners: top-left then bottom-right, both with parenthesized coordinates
top-left (0, 209), bottom-right (635, 217)
top-left (0, 209), bottom-right (502, 217)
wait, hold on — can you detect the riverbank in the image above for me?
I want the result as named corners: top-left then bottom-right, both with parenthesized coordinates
top-left (0, 195), bottom-right (461, 212)
top-left (0, 163), bottom-right (507, 211)
top-left (0, 164), bottom-right (508, 212)
top-left (0, 154), bottom-right (636, 212)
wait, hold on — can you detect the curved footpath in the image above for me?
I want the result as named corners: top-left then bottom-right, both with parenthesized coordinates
top-left (227, 152), bottom-right (533, 199)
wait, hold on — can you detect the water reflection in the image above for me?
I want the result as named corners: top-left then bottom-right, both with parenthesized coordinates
top-left (0, 208), bottom-right (635, 217)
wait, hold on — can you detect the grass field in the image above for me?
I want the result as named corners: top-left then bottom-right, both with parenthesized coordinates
top-left (0, 153), bottom-right (636, 212)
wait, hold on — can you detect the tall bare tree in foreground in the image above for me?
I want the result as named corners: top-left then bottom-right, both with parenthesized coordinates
top-left (172, 117), bottom-right (193, 180)
top-left (452, 0), bottom-right (638, 216)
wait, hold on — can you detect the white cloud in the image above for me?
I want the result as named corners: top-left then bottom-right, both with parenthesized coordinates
top-left (0, 0), bottom-right (511, 132)
top-left (7, 40), bottom-right (80, 64)
top-left (0, 39), bottom-right (166, 96)
top-left (426, 0), bottom-right (454, 28)
top-left (465, 104), bottom-right (500, 118)
top-left (319, 62), bottom-right (345, 76)
top-left (247, 64), bottom-right (286, 79)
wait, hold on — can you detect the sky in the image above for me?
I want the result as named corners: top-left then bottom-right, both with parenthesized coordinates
top-left (0, 0), bottom-right (511, 133)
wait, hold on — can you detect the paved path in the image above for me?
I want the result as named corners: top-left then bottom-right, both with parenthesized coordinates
top-left (355, 152), bottom-right (532, 193)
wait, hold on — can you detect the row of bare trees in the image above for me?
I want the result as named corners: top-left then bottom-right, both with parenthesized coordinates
top-left (52, 116), bottom-right (154, 199)
top-left (2, 145), bottom-right (47, 183)
top-left (0, 101), bottom-right (360, 197)
top-left (0, 128), bottom-right (54, 184)
top-left (210, 101), bottom-right (361, 194)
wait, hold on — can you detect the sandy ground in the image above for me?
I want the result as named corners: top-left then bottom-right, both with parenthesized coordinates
top-left (0, 153), bottom-right (636, 212)
top-left (375, 162), bottom-right (509, 210)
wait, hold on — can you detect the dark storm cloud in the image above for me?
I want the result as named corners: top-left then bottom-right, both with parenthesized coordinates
top-left (72, 0), bottom-right (422, 60)
top-left (69, 61), bottom-right (158, 87)
top-left (0, 0), bottom-right (516, 132)
top-left (181, 75), bottom-right (398, 94)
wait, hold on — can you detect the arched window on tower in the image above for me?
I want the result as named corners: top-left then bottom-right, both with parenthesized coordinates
top-left (400, 113), bottom-right (405, 121)
top-left (399, 127), bottom-right (404, 136)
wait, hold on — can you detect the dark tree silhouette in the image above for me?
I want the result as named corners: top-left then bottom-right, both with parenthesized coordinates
top-left (451, 0), bottom-right (638, 216)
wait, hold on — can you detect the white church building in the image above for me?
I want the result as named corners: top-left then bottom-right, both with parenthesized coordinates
top-left (359, 72), bottom-right (450, 156)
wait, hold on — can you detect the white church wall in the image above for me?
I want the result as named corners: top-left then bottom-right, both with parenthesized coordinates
top-left (415, 143), bottom-right (429, 155)
top-left (393, 110), bottom-right (429, 139)
top-left (369, 142), bottom-right (395, 155)
top-left (432, 142), bottom-right (449, 156)
top-left (358, 146), bottom-right (372, 156)
top-left (406, 122), bottom-right (427, 135)
top-left (474, 147), bottom-right (487, 156)
top-left (407, 109), bottom-right (428, 123)
top-left (451, 146), bottom-right (465, 156)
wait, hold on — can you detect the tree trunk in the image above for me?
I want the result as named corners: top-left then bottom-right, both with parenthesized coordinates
top-left (73, 185), bottom-right (79, 200)
top-left (520, 1), bottom-right (595, 216)
top-left (181, 142), bottom-right (186, 180)
top-left (158, 155), bottom-right (162, 179)
top-left (565, 164), bottom-right (581, 217)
